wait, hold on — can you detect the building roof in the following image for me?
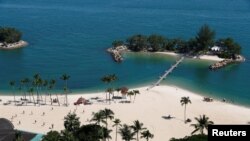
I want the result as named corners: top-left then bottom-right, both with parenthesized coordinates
top-left (211, 46), bottom-right (221, 51)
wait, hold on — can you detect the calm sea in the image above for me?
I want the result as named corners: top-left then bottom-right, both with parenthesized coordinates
top-left (0, 0), bottom-right (250, 106)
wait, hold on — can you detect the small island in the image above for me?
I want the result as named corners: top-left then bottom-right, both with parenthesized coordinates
top-left (0, 27), bottom-right (28, 50)
top-left (107, 25), bottom-right (245, 70)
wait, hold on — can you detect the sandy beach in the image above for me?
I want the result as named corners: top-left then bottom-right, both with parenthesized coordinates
top-left (156, 52), bottom-right (224, 62)
top-left (0, 85), bottom-right (249, 141)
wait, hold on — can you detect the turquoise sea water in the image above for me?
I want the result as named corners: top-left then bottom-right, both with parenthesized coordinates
top-left (0, 0), bottom-right (250, 106)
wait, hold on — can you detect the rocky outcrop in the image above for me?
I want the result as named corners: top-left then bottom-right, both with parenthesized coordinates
top-left (209, 59), bottom-right (234, 70)
top-left (209, 55), bottom-right (245, 70)
top-left (107, 45), bottom-right (128, 62)
top-left (0, 40), bottom-right (28, 50)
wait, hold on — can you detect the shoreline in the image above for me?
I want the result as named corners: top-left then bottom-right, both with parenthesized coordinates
top-left (155, 51), bottom-right (224, 61)
top-left (1, 85), bottom-right (250, 140)
top-left (0, 40), bottom-right (28, 50)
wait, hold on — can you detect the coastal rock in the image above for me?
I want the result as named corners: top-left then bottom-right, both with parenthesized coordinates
top-left (0, 40), bottom-right (28, 50)
top-left (107, 45), bottom-right (128, 62)
top-left (209, 55), bottom-right (245, 70)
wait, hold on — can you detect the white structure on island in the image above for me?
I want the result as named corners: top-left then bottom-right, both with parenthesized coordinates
top-left (210, 46), bottom-right (221, 52)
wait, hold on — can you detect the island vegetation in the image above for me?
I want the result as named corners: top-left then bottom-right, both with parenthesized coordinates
top-left (0, 26), bottom-right (27, 49)
top-left (41, 109), bottom-right (154, 141)
top-left (112, 24), bottom-right (241, 58)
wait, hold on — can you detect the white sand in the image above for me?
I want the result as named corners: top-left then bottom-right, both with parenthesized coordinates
top-left (196, 55), bottom-right (224, 61)
top-left (156, 51), bottom-right (179, 56)
top-left (156, 52), bottom-right (224, 62)
top-left (1, 85), bottom-right (250, 141)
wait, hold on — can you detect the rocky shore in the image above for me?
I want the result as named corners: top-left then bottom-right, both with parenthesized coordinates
top-left (209, 55), bottom-right (245, 70)
top-left (0, 40), bottom-right (28, 50)
top-left (107, 45), bottom-right (128, 62)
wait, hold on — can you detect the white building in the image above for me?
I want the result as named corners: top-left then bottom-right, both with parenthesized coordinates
top-left (211, 46), bottom-right (221, 52)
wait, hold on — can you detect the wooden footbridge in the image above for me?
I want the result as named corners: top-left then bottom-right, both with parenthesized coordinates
top-left (147, 57), bottom-right (184, 90)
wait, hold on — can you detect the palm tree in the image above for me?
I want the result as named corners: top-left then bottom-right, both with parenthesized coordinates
top-left (101, 108), bottom-right (114, 129)
top-left (131, 120), bottom-right (146, 141)
top-left (101, 74), bottom-right (118, 103)
top-left (127, 91), bottom-right (134, 102)
top-left (102, 127), bottom-right (112, 141)
top-left (191, 115), bottom-right (214, 135)
top-left (20, 79), bottom-right (26, 100)
top-left (43, 80), bottom-right (48, 104)
top-left (28, 88), bottom-right (35, 105)
top-left (180, 97), bottom-right (191, 123)
top-left (33, 73), bottom-right (42, 105)
top-left (141, 130), bottom-right (154, 141)
top-left (91, 112), bottom-right (106, 126)
top-left (23, 78), bottom-right (30, 104)
top-left (113, 119), bottom-right (122, 141)
top-left (133, 90), bottom-right (140, 103)
top-left (119, 124), bottom-right (135, 141)
top-left (9, 81), bottom-right (16, 105)
top-left (49, 79), bottom-right (59, 106)
top-left (105, 88), bottom-right (114, 104)
top-left (60, 74), bottom-right (70, 106)
top-left (64, 112), bottom-right (80, 134)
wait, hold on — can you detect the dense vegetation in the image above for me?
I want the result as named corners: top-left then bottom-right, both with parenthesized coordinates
top-left (112, 24), bottom-right (242, 59)
top-left (42, 109), bottom-right (154, 141)
top-left (170, 134), bottom-right (208, 141)
top-left (0, 27), bottom-right (22, 43)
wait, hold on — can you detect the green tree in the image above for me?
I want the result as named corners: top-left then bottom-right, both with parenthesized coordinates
top-left (75, 124), bottom-right (104, 141)
top-left (113, 119), bottom-right (122, 141)
top-left (141, 130), bottom-right (154, 141)
top-left (133, 90), bottom-right (140, 103)
top-left (147, 34), bottom-right (165, 51)
top-left (170, 134), bottom-right (207, 141)
top-left (101, 108), bottom-right (114, 129)
top-left (91, 111), bottom-right (106, 126)
top-left (64, 112), bottom-right (81, 134)
top-left (217, 38), bottom-right (241, 59)
top-left (131, 120), bottom-right (146, 141)
top-left (180, 97), bottom-right (191, 123)
top-left (27, 88), bottom-right (36, 105)
top-left (60, 74), bottom-right (70, 106)
top-left (112, 40), bottom-right (124, 47)
top-left (102, 127), bottom-right (112, 141)
top-left (9, 81), bottom-right (16, 105)
top-left (60, 130), bottom-right (78, 141)
top-left (127, 91), bottom-right (134, 102)
top-left (33, 73), bottom-right (43, 105)
top-left (119, 124), bottom-right (135, 141)
top-left (105, 88), bottom-right (114, 104)
top-left (0, 27), bottom-right (22, 43)
top-left (127, 34), bottom-right (147, 51)
top-left (101, 74), bottom-right (118, 104)
top-left (42, 131), bottom-right (61, 141)
top-left (195, 24), bottom-right (215, 52)
top-left (191, 115), bottom-right (214, 135)
top-left (13, 131), bottom-right (24, 141)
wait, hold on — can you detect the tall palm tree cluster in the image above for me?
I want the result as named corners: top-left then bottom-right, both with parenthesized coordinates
top-left (9, 73), bottom-right (70, 106)
top-left (42, 108), bottom-right (154, 141)
top-left (101, 73), bottom-right (141, 104)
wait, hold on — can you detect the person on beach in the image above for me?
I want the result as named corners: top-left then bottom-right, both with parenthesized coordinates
top-left (22, 110), bottom-right (25, 114)
top-left (42, 112), bottom-right (45, 116)
top-left (34, 120), bottom-right (37, 124)
top-left (18, 121), bottom-right (21, 125)
top-left (51, 124), bottom-right (54, 129)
